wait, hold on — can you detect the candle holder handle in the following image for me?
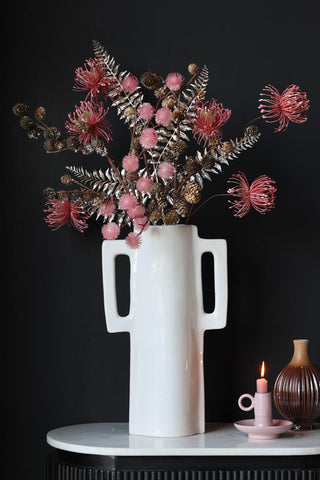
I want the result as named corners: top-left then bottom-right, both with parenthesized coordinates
top-left (238, 393), bottom-right (254, 412)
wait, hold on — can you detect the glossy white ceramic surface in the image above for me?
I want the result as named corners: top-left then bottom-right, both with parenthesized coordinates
top-left (47, 422), bottom-right (320, 456)
top-left (102, 225), bottom-right (228, 437)
top-left (234, 419), bottom-right (294, 440)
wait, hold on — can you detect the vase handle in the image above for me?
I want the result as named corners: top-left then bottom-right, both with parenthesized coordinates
top-left (197, 238), bottom-right (228, 331)
top-left (101, 240), bottom-right (133, 333)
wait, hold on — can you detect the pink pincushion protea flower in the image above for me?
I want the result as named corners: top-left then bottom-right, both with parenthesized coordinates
top-left (158, 161), bottom-right (175, 180)
top-left (227, 171), bottom-right (277, 218)
top-left (166, 72), bottom-right (184, 91)
top-left (134, 216), bottom-right (149, 233)
top-left (73, 58), bottom-right (115, 99)
top-left (192, 99), bottom-right (231, 145)
top-left (139, 128), bottom-right (158, 149)
top-left (125, 232), bottom-right (142, 249)
top-left (122, 154), bottom-right (139, 172)
top-left (101, 222), bottom-right (120, 240)
top-left (259, 84), bottom-right (310, 132)
top-left (128, 203), bottom-right (146, 219)
top-left (122, 74), bottom-right (139, 93)
top-left (99, 200), bottom-right (115, 217)
top-left (44, 199), bottom-right (89, 232)
top-left (138, 103), bottom-right (155, 121)
top-left (136, 177), bottom-right (153, 192)
top-left (155, 107), bottom-right (172, 126)
top-left (66, 100), bottom-right (112, 145)
top-left (119, 193), bottom-right (138, 211)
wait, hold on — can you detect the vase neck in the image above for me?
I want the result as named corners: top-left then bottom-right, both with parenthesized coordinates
top-left (288, 339), bottom-right (312, 366)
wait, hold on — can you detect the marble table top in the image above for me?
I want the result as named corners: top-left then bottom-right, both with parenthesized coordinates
top-left (47, 422), bottom-right (320, 456)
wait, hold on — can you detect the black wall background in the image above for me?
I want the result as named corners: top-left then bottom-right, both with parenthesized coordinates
top-left (3, 0), bottom-right (320, 478)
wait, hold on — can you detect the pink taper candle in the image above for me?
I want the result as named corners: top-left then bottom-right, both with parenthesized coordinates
top-left (256, 361), bottom-right (268, 393)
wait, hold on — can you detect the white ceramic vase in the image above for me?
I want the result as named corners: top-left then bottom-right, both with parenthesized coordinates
top-left (102, 224), bottom-right (228, 437)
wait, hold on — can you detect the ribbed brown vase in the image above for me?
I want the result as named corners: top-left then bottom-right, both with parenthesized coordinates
top-left (273, 339), bottom-right (320, 430)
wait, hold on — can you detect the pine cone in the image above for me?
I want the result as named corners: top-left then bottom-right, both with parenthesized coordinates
top-left (60, 174), bottom-right (73, 185)
top-left (44, 138), bottom-right (56, 152)
top-left (43, 187), bottom-right (56, 200)
top-left (183, 182), bottom-right (201, 204)
top-left (170, 140), bottom-right (187, 157)
top-left (19, 116), bottom-right (35, 130)
top-left (157, 196), bottom-right (168, 210)
top-left (162, 96), bottom-right (176, 109)
top-left (149, 183), bottom-right (164, 196)
top-left (43, 126), bottom-right (61, 140)
top-left (244, 125), bottom-right (259, 137)
top-left (149, 208), bottom-right (162, 223)
top-left (66, 136), bottom-right (80, 151)
top-left (175, 198), bottom-right (190, 217)
top-left (12, 103), bottom-right (28, 116)
top-left (221, 141), bottom-right (234, 154)
top-left (185, 157), bottom-right (201, 175)
top-left (163, 210), bottom-right (180, 225)
top-left (208, 137), bottom-right (220, 150)
top-left (201, 154), bottom-right (214, 170)
top-left (35, 106), bottom-right (46, 120)
top-left (55, 139), bottom-right (66, 150)
top-left (140, 71), bottom-right (162, 90)
top-left (172, 109), bottom-right (185, 122)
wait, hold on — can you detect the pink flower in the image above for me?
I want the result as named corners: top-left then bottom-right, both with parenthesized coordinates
top-left (99, 200), bottom-right (115, 217)
top-left (122, 74), bottom-right (139, 93)
top-left (227, 171), bottom-right (277, 218)
top-left (192, 99), bottom-right (231, 145)
top-left (44, 199), bottom-right (89, 233)
top-left (259, 84), bottom-right (310, 132)
top-left (158, 161), bottom-right (175, 179)
top-left (73, 58), bottom-right (115, 99)
top-left (65, 100), bottom-right (112, 145)
top-left (125, 232), bottom-right (142, 249)
top-left (166, 72), bottom-right (184, 91)
top-left (138, 103), bottom-right (155, 121)
top-left (134, 216), bottom-right (149, 233)
top-left (136, 177), bottom-right (153, 192)
top-left (122, 154), bottom-right (139, 172)
top-left (139, 128), bottom-right (158, 149)
top-left (101, 222), bottom-right (120, 240)
top-left (119, 193), bottom-right (138, 211)
top-left (128, 203), bottom-right (146, 219)
top-left (155, 107), bottom-right (172, 126)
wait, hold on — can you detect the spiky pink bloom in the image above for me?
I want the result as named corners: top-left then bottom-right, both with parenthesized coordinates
top-left (122, 74), bottom-right (139, 93)
top-left (119, 193), bottom-right (138, 211)
top-left (66, 100), bottom-right (112, 145)
top-left (134, 216), bottom-right (149, 233)
top-left (44, 199), bottom-right (89, 232)
top-left (155, 107), bottom-right (172, 126)
top-left (166, 72), bottom-right (184, 91)
top-left (139, 128), bottom-right (158, 149)
top-left (73, 58), bottom-right (115, 99)
top-left (125, 232), bottom-right (142, 249)
top-left (101, 222), bottom-right (120, 240)
top-left (158, 161), bottom-right (175, 179)
top-left (192, 99), bottom-right (231, 145)
top-left (136, 177), bottom-right (153, 192)
top-left (122, 154), bottom-right (139, 172)
top-left (128, 203), bottom-right (146, 219)
top-left (259, 84), bottom-right (309, 132)
top-left (227, 171), bottom-right (277, 218)
top-left (138, 102), bottom-right (155, 121)
top-left (99, 200), bottom-right (115, 217)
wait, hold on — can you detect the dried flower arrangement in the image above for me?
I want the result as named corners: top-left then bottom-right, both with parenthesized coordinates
top-left (13, 41), bottom-right (309, 248)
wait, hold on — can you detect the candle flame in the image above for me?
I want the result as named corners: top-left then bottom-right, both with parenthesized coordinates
top-left (261, 361), bottom-right (265, 378)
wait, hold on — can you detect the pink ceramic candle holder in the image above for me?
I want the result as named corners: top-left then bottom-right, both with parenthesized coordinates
top-left (238, 392), bottom-right (273, 427)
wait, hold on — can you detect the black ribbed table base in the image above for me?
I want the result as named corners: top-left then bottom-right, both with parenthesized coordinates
top-left (46, 451), bottom-right (320, 480)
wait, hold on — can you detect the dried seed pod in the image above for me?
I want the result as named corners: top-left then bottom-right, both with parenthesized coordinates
top-left (185, 157), bottom-right (201, 175)
top-left (175, 198), bottom-right (190, 217)
top-left (170, 140), bottom-right (187, 157)
top-left (55, 139), bottom-right (66, 150)
top-left (188, 63), bottom-right (199, 75)
top-left (12, 103), bottom-right (28, 116)
top-left (149, 208), bottom-right (162, 223)
top-left (124, 106), bottom-right (136, 116)
top-left (208, 137), bottom-right (220, 150)
top-left (221, 141), bottom-right (234, 154)
top-left (163, 209), bottom-right (180, 225)
top-left (183, 182), bottom-right (201, 204)
top-left (244, 124), bottom-right (260, 137)
top-left (140, 71), bottom-right (162, 90)
top-left (81, 191), bottom-right (96, 202)
top-left (27, 127), bottom-right (41, 139)
top-left (172, 109), bottom-right (185, 122)
top-left (35, 106), bottom-right (46, 120)
top-left (43, 126), bottom-right (61, 140)
top-left (92, 194), bottom-right (108, 206)
top-left (201, 154), bottom-right (214, 170)
top-left (66, 136), bottom-right (80, 151)
top-left (76, 120), bottom-right (90, 133)
top-left (154, 86), bottom-right (169, 98)
top-left (60, 174), bottom-right (73, 186)
top-left (44, 138), bottom-right (56, 152)
top-left (19, 116), bottom-right (35, 130)
top-left (149, 183), bottom-right (164, 195)
top-left (43, 187), bottom-right (56, 200)
top-left (68, 192), bottom-right (81, 202)
top-left (161, 96), bottom-right (176, 109)
top-left (56, 190), bottom-right (69, 201)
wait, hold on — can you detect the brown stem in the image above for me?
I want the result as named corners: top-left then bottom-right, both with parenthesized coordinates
top-left (190, 193), bottom-right (232, 218)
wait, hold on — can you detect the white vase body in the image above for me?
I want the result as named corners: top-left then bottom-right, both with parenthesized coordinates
top-left (102, 225), bottom-right (228, 437)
